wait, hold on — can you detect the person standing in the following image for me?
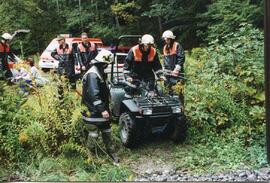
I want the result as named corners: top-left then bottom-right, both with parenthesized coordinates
top-left (162, 30), bottom-right (185, 75)
top-left (81, 49), bottom-right (119, 163)
top-left (0, 33), bottom-right (15, 81)
top-left (162, 30), bottom-right (185, 103)
top-left (51, 35), bottom-right (75, 99)
top-left (78, 32), bottom-right (98, 73)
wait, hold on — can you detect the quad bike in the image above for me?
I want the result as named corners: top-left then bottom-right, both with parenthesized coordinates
top-left (109, 35), bottom-right (187, 148)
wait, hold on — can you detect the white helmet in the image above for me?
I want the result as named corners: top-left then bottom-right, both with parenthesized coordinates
top-left (92, 49), bottom-right (113, 64)
top-left (162, 30), bottom-right (175, 39)
top-left (1, 33), bottom-right (12, 40)
top-left (141, 34), bottom-right (154, 45)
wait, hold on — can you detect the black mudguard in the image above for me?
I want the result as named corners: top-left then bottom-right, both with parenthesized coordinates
top-left (120, 99), bottom-right (140, 113)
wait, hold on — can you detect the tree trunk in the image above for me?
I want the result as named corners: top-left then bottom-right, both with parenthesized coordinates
top-left (56, 0), bottom-right (59, 13)
top-left (114, 0), bottom-right (121, 31)
top-left (158, 16), bottom-right (163, 36)
top-left (79, 0), bottom-right (83, 31)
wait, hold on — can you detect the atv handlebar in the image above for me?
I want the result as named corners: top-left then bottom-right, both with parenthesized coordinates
top-left (120, 79), bottom-right (142, 89)
top-left (155, 69), bottom-right (186, 80)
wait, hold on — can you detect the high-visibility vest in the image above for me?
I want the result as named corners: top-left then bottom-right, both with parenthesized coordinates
top-left (163, 42), bottom-right (178, 56)
top-left (56, 44), bottom-right (72, 55)
top-left (132, 45), bottom-right (156, 62)
top-left (78, 42), bottom-right (96, 52)
top-left (0, 42), bottom-right (10, 53)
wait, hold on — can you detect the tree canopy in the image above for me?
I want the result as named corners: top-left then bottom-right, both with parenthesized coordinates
top-left (0, 0), bottom-right (263, 55)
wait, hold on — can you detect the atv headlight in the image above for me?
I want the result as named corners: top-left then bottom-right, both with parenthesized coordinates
top-left (143, 108), bottom-right (152, 115)
top-left (172, 106), bottom-right (181, 113)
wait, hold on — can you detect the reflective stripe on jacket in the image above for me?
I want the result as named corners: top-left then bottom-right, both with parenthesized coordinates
top-left (81, 65), bottom-right (110, 123)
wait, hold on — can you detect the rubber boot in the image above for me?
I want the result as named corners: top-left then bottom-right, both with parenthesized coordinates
top-left (69, 77), bottom-right (76, 90)
top-left (86, 130), bottom-right (99, 156)
top-left (86, 124), bottom-right (99, 156)
top-left (70, 82), bottom-right (76, 90)
top-left (101, 130), bottom-right (120, 163)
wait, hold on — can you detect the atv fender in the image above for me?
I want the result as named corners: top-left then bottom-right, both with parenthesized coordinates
top-left (120, 99), bottom-right (139, 113)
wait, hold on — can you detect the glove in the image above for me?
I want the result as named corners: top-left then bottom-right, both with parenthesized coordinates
top-left (148, 91), bottom-right (156, 98)
top-left (171, 70), bottom-right (179, 76)
top-left (159, 76), bottom-right (166, 81)
top-left (102, 110), bottom-right (110, 119)
top-left (127, 77), bottom-right (133, 83)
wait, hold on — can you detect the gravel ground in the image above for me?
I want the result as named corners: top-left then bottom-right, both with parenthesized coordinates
top-left (134, 167), bottom-right (270, 181)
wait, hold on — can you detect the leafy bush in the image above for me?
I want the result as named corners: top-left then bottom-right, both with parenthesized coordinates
top-left (24, 79), bottom-right (87, 156)
top-left (185, 23), bottom-right (264, 142)
top-left (0, 82), bottom-right (32, 164)
top-left (0, 77), bottom-right (88, 164)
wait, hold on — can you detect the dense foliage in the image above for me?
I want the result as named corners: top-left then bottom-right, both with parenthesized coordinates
top-left (0, 78), bottom-right (131, 181)
top-left (0, 0), bottom-right (267, 181)
top-left (0, 0), bottom-right (263, 55)
top-left (200, 0), bottom-right (263, 42)
top-left (185, 23), bottom-right (264, 150)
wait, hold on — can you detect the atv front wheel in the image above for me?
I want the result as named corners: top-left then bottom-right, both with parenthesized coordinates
top-left (166, 115), bottom-right (187, 143)
top-left (119, 112), bottom-right (141, 148)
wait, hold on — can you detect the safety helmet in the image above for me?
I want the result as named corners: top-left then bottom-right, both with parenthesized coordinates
top-left (91, 49), bottom-right (113, 64)
top-left (141, 34), bottom-right (154, 45)
top-left (1, 33), bottom-right (12, 40)
top-left (162, 30), bottom-right (175, 39)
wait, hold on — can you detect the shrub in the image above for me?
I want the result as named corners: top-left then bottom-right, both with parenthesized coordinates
top-left (185, 23), bottom-right (264, 142)
top-left (0, 82), bottom-right (32, 164)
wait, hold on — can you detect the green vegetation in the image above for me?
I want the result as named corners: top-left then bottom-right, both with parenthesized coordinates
top-left (0, 0), bottom-right (267, 181)
top-left (0, 79), bottom-right (133, 181)
top-left (0, 0), bottom-right (263, 54)
top-left (180, 23), bottom-right (265, 172)
top-left (0, 23), bottom-right (267, 179)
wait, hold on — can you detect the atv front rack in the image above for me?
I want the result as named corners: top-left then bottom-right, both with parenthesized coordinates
top-left (134, 96), bottom-right (182, 116)
top-left (136, 96), bottom-right (179, 107)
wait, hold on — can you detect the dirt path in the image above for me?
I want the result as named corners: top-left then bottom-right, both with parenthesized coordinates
top-left (121, 139), bottom-right (270, 181)
top-left (124, 153), bottom-right (175, 176)
top-left (121, 139), bottom-right (177, 180)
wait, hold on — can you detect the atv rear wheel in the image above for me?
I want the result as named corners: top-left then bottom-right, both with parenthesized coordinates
top-left (119, 112), bottom-right (141, 148)
top-left (166, 115), bottom-right (187, 143)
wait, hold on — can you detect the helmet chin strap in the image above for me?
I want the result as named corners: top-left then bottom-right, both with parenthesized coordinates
top-left (95, 62), bottom-right (108, 69)
top-left (103, 64), bottom-right (109, 69)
